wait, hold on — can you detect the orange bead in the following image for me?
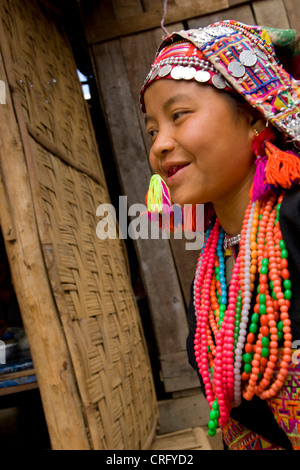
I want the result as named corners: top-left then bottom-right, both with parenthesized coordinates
top-left (247, 333), bottom-right (255, 344)
top-left (250, 265), bottom-right (257, 274)
top-left (260, 315), bottom-right (268, 326)
top-left (260, 357), bottom-right (268, 367)
top-left (261, 326), bottom-right (269, 336)
top-left (241, 372), bottom-right (249, 381)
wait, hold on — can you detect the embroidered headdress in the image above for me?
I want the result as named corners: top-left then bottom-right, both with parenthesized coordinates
top-left (141, 20), bottom-right (300, 145)
top-left (141, 20), bottom-right (300, 213)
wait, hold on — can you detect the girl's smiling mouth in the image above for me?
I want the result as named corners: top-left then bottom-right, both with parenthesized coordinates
top-left (165, 163), bottom-right (190, 184)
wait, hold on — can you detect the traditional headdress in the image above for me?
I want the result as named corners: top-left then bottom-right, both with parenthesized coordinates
top-left (141, 20), bottom-right (300, 214)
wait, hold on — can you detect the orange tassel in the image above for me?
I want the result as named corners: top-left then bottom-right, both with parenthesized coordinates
top-left (265, 142), bottom-right (300, 188)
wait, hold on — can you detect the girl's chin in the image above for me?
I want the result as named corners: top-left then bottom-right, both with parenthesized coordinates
top-left (170, 194), bottom-right (205, 207)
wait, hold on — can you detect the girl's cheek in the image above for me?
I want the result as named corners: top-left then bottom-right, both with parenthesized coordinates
top-left (149, 153), bottom-right (158, 172)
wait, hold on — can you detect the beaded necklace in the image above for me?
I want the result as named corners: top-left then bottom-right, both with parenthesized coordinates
top-left (193, 192), bottom-right (293, 436)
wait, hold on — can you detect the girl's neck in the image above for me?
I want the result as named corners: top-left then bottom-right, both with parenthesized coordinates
top-left (213, 188), bottom-right (252, 237)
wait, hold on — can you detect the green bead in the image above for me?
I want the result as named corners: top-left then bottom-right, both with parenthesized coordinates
top-left (259, 304), bottom-right (267, 315)
top-left (277, 320), bottom-right (284, 331)
top-left (208, 428), bottom-right (216, 437)
top-left (281, 249), bottom-right (289, 259)
top-left (219, 304), bottom-right (226, 312)
top-left (260, 266), bottom-right (268, 275)
top-left (244, 363), bottom-right (252, 374)
top-left (279, 240), bottom-right (286, 249)
top-left (262, 258), bottom-right (269, 267)
top-left (259, 293), bottom-right (266, 304)
top-left (284, 289), bottom-right (292, 300)
top-left (272, 290), bottom-right (277, 300)
top-left (261, 336), bottom-right (270, 347)
top-left (257, 285), bottom-right (261, 294)
top-left (261, 347), bottom-right (269, 358)
top-left (277, 331), bottom-right (283, 342)
top-left (208, 419), bottom-right (218, 431)
top-left (270, 280), bottom-right (274, 289)
top-left (249, 323), bottom-right (258, 334)
top-left (243, 353), bottom-right (252, 364)
top-left (251, 313), bottom-right (259, 324)
top-left (212, 401), bottom-right (219, 411)
top-left (215, 267), bottom-right (219, 274)
top-left (276, 203), bottom-right (281, 212)
top-left (283, 279), bottom-right (291, 290)
top-left (210, 409), bottom-right (220, 420)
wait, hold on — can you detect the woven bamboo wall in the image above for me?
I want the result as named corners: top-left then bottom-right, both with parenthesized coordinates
top-left (0, 0), bottom-right (158, 449)
top-left (81, 0), bottom-right (300, 395)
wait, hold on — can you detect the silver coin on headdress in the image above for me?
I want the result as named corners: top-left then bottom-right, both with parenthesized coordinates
top-left (182, 67), bottom-right (196, 80)
top-left (150, 66), bottom-right (160, 80)
top-left (212, 74), bottom-right (227, 89)
top-left (239, 50), bottom-right (257, 67)
top-left (228, 60), bottom-right (246, 78)
top-left (171, 66), bottom-right (185, 80)
top-left (194, 70), bottom-right (211, 83)
top-left (255, 48), bottom-right (268, 61)
top-left (158, 64), bottom-right (172, 77)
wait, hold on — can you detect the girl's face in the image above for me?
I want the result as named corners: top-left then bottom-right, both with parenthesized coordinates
top-left (144, 80), bottom-right (256, 208)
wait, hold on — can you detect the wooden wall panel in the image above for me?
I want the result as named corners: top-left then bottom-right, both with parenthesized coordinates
top-left (253, 0), bottom-right (290, 28)
top-left (188, 3), bottom-right (255, 27)
top-left (282, 0), bottom-right (300, 31)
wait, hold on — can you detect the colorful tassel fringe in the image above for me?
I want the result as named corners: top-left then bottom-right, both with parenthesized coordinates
top-left (251, 127), bottom-right (300, 200)
top-left (146, 173), bottom-right (172, 214)
top-left (145, 174), bottom-right (199, 233)
top-left (265, 142), bottom-right (300, 188)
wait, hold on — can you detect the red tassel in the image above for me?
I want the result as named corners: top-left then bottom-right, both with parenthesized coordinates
top-left (265, 142), bottom-right (300, 188)
top-left (251, 127), bottom-right (276, 157)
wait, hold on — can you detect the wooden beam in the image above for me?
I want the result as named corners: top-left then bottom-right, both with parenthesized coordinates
top-left (84, 0), bottom-right (231, 43)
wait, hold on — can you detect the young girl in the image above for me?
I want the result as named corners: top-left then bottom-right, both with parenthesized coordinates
top-left (140, 20), bottom-right (300, 450)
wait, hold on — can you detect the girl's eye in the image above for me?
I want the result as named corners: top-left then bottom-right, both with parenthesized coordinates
top-left (147, 129), bottom-right (158, 141)
top-left (172, 111), bottom-right (188, 121)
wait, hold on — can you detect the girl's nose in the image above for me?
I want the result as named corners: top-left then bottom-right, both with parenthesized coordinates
top-left (151, 129), bottom-right (175, 158)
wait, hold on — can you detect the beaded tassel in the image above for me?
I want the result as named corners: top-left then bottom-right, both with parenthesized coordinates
top-left (146, 173), bottom-right (172, 214)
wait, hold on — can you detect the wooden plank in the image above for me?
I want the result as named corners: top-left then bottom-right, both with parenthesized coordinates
top-left (284, 0), bottom-right (300, 31)
top-left (83, 0), bottom-right (230, 43)
top-left (188, 2), bottom-right (255, 28)
top-left (0, 382), bottom-right (39, 396)
top-left (152, 426), bottom-right (212, 450)
top-left (111, 0), bottom-right (144, 17)
top-left (157, 393), bottom-right (210, 434)
top-left (160, 351), bottom-right (200, 392)
top-left (252, 0), bottom-right (290, 28)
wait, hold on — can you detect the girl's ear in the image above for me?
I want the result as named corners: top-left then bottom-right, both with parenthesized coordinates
top-left (250, 116), bottom-right (267, 135)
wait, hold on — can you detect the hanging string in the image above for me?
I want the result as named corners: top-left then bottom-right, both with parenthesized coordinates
top-left (161, 0), bottom-right (170, 36)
